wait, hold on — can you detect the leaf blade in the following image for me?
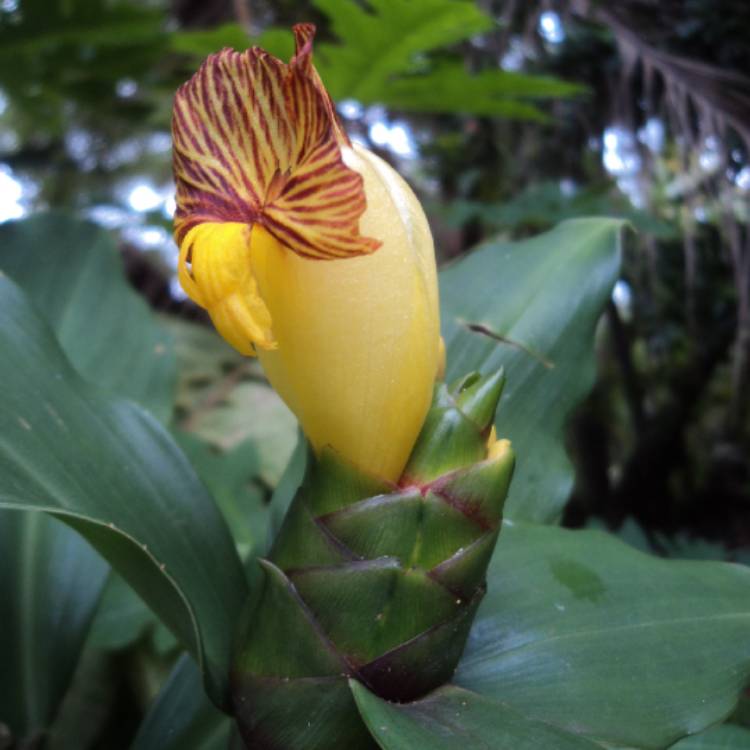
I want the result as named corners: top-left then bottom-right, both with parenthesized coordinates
top-left (0, 511), bottom-right (108, 737)
top-left (351, 681), bottom-right (602, 750)
top-left (456, 522), bottom-right (750, 748)
top-left (0, 274), bottom-right (248, 708)
top-left (440, 218), bottom-right (623, 522)
top-left (0, 214), bottom-right (175, 422)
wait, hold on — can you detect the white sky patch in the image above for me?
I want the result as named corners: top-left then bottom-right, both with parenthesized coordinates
top-left (338, 99), bottom-right (363, 120)
top-left (146, 132), bottom-right (172, 154)
top-left (116, 78), bottom-right (138, 99)
top-left (170, 277), bottom-right (188, 301)
top-left (699, 134), bottom-right (722, 174)
top-left (85, 204), bottom-right (131, 229)
top-left (65, 128), bottom-right (96, 169)
top-left (559, 178), bottom-right (578, 197)
top-left (122, 225), bottom-right (171, 249)
top-left (163, 192), bottom-right (176, 219)
top-left (612, 279), bottom-right (633, 321)
top-left (0, 164), bottom-right (24, 222)
top-left (369, 121), bottom-right (390, 147)
top-left (735, 166), bottom-right (750, 191)
top-left (368, 119), bottom-right (417, 159)
top-left (500, 36), bottom-right (525, 71)
top-left (538, 11), bottom-right (565, 44)
top-left (388, 123), bottom-right (416, 157)
top-left (693, 203), bottom-right (709, 223)
top-left (127, 181), bottom-right (163, 213)
top-left (637, 117), bottom-right (665, 154)
top-left (602, 125), bottom-right (641, 177)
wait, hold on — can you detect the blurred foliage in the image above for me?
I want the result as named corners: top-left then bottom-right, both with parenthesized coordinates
top-left (436, 180), bottom-right (679, 239)
top-left (0, 0), bottom-right (748, 746)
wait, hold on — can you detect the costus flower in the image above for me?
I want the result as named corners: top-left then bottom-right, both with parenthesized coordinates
top-left (173, 24), bottom-right (440, 481)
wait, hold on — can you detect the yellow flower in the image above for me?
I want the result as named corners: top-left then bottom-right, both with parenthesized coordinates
top-left (172, 25), bottom-right (440, 481)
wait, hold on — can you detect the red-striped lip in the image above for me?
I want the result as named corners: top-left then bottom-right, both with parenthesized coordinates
top-left (172, 23), bottom-right (381, 260)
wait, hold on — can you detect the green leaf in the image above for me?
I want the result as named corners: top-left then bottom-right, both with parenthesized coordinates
top-left (87, 573), bottom-right (156, 651)
top-left (166, 316), bottom-right (297, 488)
top-left (0, 274), bottom-right (248, 708)
top-left (0, 0), bottom-right (166, 135)
top-left (380, 63), bottom-right (585, 120)
top-left (670, 724), bottom-right (750, 748)
top-left (441, 182), bottom-right (678, 239)
top-left (0, 214), bottom-right (175, 422)
top-left (440, 218), bottom-right (623, 522)
top-left (131, 654), bottom-right (232, 750)
top-left (351, 681), bottom-right (601, 750)
top-left (174, 432), bottom-right (269, 557)
top-left (313, 0), bottom-right (582, 117)
top-left (166, 1), bottom-right (581, 120)
top-left (178, 380), bottom-right (297, 488)
top-left (455, 522), bottom-right (750, 749)
top-left (0, 511), bottom-right (108, 737)
top-left (170, 23), bottom-right (293, 60)
top-left (313, 0), bottom-right (491, 101)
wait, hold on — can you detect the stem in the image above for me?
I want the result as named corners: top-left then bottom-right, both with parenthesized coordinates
top-left (727, 224), bottom-right (750, 435)
top-left (606, 300), bottom-right (645, 435)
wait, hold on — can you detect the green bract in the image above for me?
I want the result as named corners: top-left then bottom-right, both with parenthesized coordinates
top-left (232, 371), bottom-right (514, 747)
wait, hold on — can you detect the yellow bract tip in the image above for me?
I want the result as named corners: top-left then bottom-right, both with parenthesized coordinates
top-left (486, 428), bottom-right (511, 461)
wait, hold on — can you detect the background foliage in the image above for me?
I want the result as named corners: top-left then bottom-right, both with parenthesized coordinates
top-left (0, 0), bottom-right (748, 748)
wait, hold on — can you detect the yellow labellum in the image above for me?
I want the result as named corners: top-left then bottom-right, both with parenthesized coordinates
top-left (178, 223), bottom-right (275, 355)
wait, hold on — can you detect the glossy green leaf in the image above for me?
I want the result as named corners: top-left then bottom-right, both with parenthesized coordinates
top-left (0, 213), bottom-right (175, 422)
top-left (455, 522), bottom-right (750, 749)
top-left (312, 0), bottom-right (582, 118)
top-left (440, 218), bottom-right (623, 522)
top-left (351, 682), bottom-right (601, 750)
top-left (313, 0), bottom-right (490, 100)
top-left (0, 0), bottom-right (165, 135)
top-left (131, 654), bottom-right (231, 750)
top-left (671, 724), bottom-right (750, 748)
top-left (87, 573), bottom-right (156, 651)
top-left (0, 511), bottom-right (108, 737)
top-left (170, 23), bottom-right (293, 60)
top-left (441, 181), bottom-right (678, 239)
top-left (0, 275), bottom-right (248, 708)
top-left (174, 432), bottom-right (269, 557)
top-left (167, 0), bottom-right (581, 120)
top-left (380, 63), bottom-right (584, 120)
top-left (167, 316), bottom-right (296, 488)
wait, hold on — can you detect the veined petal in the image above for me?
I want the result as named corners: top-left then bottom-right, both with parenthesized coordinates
top-left (172, 25), bottom-right (379, 260)
top-left (178, 222), bottom-right (275, 355)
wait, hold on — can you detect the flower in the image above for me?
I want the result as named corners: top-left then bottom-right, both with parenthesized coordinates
top-left (172, 25), bottom-right (440, 481)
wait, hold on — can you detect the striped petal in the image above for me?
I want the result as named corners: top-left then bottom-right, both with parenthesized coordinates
top-left (172, 24), bottom-right (379, 260)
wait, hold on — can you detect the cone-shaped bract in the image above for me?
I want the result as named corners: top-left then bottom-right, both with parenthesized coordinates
top-left (232, 370), bottom-right (514, 749)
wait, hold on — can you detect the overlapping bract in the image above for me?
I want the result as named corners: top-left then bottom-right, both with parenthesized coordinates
top-left (232, 370), bottom-right (514, 748)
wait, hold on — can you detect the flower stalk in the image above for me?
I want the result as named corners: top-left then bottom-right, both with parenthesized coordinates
top-left (172, 24), bottom-right (514, 749)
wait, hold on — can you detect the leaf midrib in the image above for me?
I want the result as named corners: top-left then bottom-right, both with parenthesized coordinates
top-left (20, 513), bottom-right (42, 730)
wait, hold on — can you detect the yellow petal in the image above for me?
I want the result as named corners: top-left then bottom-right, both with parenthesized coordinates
top-left (251, 144), bottom-right (440, 481)
top-left (178, 222), bottom-right (275, 355)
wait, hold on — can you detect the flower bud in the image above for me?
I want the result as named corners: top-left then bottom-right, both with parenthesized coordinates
top-left (172, 25), bottom-right (439, 480)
